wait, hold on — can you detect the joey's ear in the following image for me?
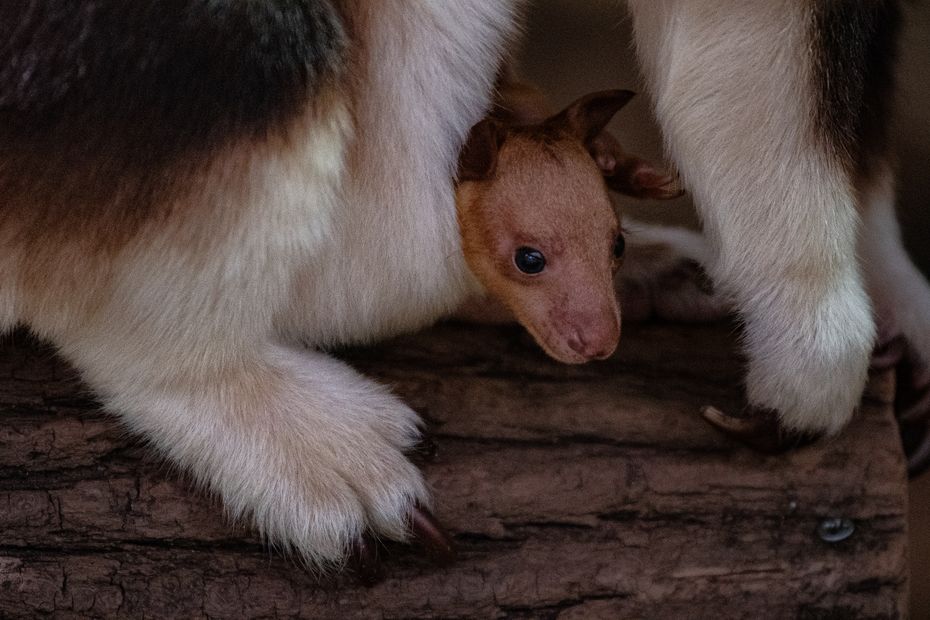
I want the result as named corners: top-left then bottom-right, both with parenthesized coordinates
top-left (548, 89), bottom-right (635, 146)
top-left (458, 119), bottom-right (505, 182)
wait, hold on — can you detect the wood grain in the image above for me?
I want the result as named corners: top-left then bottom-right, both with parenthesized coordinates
top-left (0, 322), bottom-right (908, 619)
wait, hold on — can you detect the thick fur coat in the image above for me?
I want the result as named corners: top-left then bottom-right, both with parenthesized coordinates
top-left (2, 0), bottom-right (522, 567)
top-left (3, 0), bottom-right (926, 565)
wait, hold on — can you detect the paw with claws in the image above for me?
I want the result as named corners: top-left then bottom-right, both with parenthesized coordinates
top-left (700, 333), bottom-right (930, 477)
top-left (84, 342), bottom-right (460, 576)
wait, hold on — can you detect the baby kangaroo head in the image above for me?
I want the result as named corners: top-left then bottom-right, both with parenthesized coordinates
top-left (457, 90), bottom-right (636, 364)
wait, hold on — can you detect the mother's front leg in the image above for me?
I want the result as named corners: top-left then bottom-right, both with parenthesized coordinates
top-left (627, 1), bottom-right (886, 440)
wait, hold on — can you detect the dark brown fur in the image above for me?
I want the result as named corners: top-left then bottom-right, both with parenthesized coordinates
top-left (0, 1), bottom-right (350, 306)
top-left (0, 1), bottom-right (347, 256)
top-left (810, 0), bottom-right (901, 181)
top-left (0, 1), bottom-right (345, 154)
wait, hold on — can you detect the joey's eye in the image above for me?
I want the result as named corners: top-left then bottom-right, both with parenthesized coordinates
top-left (514, 247), bottom-right (546, 274)
top-left (613, 233), bottom-right (626, 259)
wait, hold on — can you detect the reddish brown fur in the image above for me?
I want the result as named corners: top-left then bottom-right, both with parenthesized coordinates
top-left (456, 107), bottom-right (624, 364)
top-left (456, 85), bottom-right (683, 363)
top-left (490, 77), bottom-right (683, 200)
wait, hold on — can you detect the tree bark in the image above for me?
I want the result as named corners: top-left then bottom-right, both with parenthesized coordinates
top-left (0, 322), bottom-right (908, 619)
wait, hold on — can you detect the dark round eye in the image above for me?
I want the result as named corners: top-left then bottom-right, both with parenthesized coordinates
top-left (613, 233), bottom-right (626, 259)
top-left (514, 246), bottom-right (546, 274)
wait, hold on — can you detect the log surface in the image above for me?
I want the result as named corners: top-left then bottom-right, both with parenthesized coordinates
top-left (0, 322), bottom-right (909, 619)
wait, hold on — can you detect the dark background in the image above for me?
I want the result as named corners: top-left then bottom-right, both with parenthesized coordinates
top-left (517, 0), bottom-right (929, 613)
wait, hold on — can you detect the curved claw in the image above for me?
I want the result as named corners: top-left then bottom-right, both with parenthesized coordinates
top-left (901, 421), bottom-right (930, 477)
top-left (873, 334), bottom-right (930, 476)
top-left (349, 534), bottom-right (383, 587)
top-left (407, 434), bottom-right (439, 466)
top-left (871, 335), bottom-right (908, 371)
top-left (347, 505), bottom-right (455, 582)
top-left (700, 406), bottom-right (820, 454)
top-left (408, 505), bottom-right (456, 565)
top-left (895, 351), bottom-right (930, 477)
top-left (894, 353), bottom-right (930, 424)
top-left (898, 383), bottom-right (930, 424)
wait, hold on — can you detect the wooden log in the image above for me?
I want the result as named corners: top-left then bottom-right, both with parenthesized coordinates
top-left (0, 322), bottom-right (909, 618)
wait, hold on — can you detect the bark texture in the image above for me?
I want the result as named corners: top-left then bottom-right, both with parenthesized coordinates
top-left (0, 322), bottom-right (909, 619)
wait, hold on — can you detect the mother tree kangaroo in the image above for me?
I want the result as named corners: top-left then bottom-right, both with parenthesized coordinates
top-left (1, 0), bottom-right (924, 568)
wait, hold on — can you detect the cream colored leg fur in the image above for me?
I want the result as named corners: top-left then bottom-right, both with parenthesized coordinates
top-left (627, 0), bottom-right (876, 434)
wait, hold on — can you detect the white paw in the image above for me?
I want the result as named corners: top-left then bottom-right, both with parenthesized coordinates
top-left (108, 345), bottom-right (433, 570)
top-left (741, 275), bottom-right (875, 435)
top-left (230, 349), bottom-right (430, 567)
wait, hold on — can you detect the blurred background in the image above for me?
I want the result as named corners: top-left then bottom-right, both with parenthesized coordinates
top-left (516, 0), bottom-right (929, 614)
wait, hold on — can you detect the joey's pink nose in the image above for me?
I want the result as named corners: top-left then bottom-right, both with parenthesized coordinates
top-left (566, 322), bottom-right (620, 360)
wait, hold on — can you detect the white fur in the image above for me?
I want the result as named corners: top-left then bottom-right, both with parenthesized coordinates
top-left (626, 0), bottom-right (876, 434)
top-left (285, 2), bottom-right (520, 347)
top-left (9, 1), bottom-right (521, 569)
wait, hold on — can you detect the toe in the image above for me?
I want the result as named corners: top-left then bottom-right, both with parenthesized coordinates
top-left (407, 433), bottom-right (439, 466)
top-left (871, 335), bottom-right (907, 371)
top-left (901, 420), bottom-right (930, 478)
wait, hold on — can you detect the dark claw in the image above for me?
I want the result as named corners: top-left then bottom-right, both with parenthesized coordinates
top-left (901, 421), bottom-right (930, 477)
top-left (876, 334), bottom-right (930, 476)
top-left (408, 505), bottom-right (456, 565)
top-left (893, 349), bottom-right (930, 424)
top-left (700, 406), bottom-right (820, 454)
top-left (347, 505), bottom-right (454, 582)
top-left (408, 434), bottom-right (439, 465)
top-left (898, 382), bottom-right (930, 424)
top-left (349, 534), bottom-right (384, 587)
top-left (871, 335), bottom-right (907, 371)
top-left (893, 345), bottom-right (930, 477)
